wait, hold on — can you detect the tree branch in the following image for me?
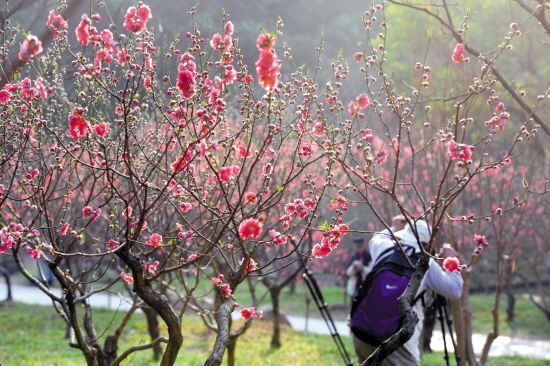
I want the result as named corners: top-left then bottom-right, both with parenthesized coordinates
top-left (204, 297), bottom-right (234, 366)
top-left (110, 336), bottom-right (169, 366)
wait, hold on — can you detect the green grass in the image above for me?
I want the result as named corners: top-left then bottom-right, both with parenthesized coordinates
top-left (8, 270), bottom-right (550, 340)
top-left (233, 281), bottom-right (550, 340)
top-left (469, 292), bottom-right (550, 339)
top-left (420, 352), bottom-right (550, 366)
top-left (0, 303), bottom-right (547, 366)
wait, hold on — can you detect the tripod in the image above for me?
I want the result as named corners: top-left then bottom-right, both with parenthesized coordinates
top-left (435, 294), bottom-right (461, 366)
top-left (300, 256), bottom-right (353, 366)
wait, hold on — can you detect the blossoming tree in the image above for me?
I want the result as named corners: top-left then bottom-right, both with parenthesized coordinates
top-left (0, 1), bottom-right (544, 366)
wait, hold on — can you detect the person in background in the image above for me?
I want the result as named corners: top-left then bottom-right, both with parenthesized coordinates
top-left (352, 221), bottom-right (463, 365)
top-left (346, 238), bottom-right (372, 302)
top-left (391, 214), bottom-right (407, 233)
top-left (346, 215), bottom-right (405, 302)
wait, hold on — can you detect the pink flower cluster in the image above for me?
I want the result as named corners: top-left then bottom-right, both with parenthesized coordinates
top-left (47, 10), bottom-right (68, 39)
top-left (148, 233), bottom-right (163, 247)
top-left (18, 34), bottom-right (43, 62)
top-left (0, 226), bottom-right (16, 254)
top-left (76, 14), bottom-right (94, 45)
top-left (268, 230), bottom-right (289, 246)
top-left (448, 140), bottom-right (475, 162)
top-left (473, 234), bottom-right (489, 255)
top-left (144, 260), bottom-right (160, 275)
top-left (120, 272), bottom-right (134, 285)
top-left (348, 93), bottom-right (370, 117)
top-left (443, 256), bottom-right (460, 272)
top-left (123, 4), bottom-right (151, 34)
top-left (312, 224), bottom-right (349, 258)
top-left (60, 222), bottom-right (70, 236)
top-left (240, 257), bottom-right (258, 272)
top-left (26, 247), bottom-right (40, 259)
top-left (68, 109), bottom-right (90, 139)
top-left (219, 165), bottom-right (240, 182)
top-left (485, 103), bottom-right (510, 134)
top-left (212, 274), bottom-right (232, 297)
top-left (238, 218), bottom-right (263, 240)
top-left (255, 33), bottom-right (281, 90)
top-left (177, 53), bottom-right (197, 98)
top-left (210, 21), bottom-right (233, 51)
top-left (82, 206), bottom-right (101, 220)
top-left (240, 306), bottom-right (264, 320)
top-left (452, 42), bottom-right (464, 64)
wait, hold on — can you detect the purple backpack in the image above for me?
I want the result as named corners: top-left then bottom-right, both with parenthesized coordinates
top-left (350, 245), bottom-right (423, 346)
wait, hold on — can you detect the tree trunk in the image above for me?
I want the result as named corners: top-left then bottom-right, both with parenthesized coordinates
top-left (288, 277), bottom-right (296, 295)
top-left (269, 286), bottom-right (282, 348)
top-left (451, 298), bottom-right (467, 366)
top-left (460, 271), bottom-right (479, 366)
top-left (1, 268), bottom-right (12, 301)
top-left (506, 290), bottom-right (515, 323)
top-left (226, 336), bottom-right (237, 366)
top-left (143, 307), bottom-right (163, 360)
top-left (116, 245), bottom-right (182, 366)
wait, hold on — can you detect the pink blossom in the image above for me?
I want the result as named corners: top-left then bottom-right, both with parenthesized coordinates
top-left (375, 149), bottom-right (388, 165)
top-left (92, 208), bottom-right (101, 221)
top-left (221, 283), bottom-right (232, 297)
top-left (149, 233), bottom-right (163, 247)
top-left (452, 43), bottom-right (464, 64)
top-left (238, 218), bottom-right (263, 240)
top-left (474, 234), bottom-right (488, 247)
top-left (108, 239), bottom-right (119, 248)
top-left (171, 156), bottom-right (187, 173)
top-left (18, 34), bottom-right (43, 62)
top-left (353, 52), bottom-right (363, 62)
top-left (180, 202), bottom-right (192, 213)
top-left (348, 101), bottom-right (356, 117)
top-left (244, 192), bottom-right (257, 204)
top-left (68, 109), bottom-right (90, 139)
top-left (123, 5), bottom-right (151, 34)
top-left (82, 206), bottom-right (93, 218)
top-left (47, 10), bottom-right (68, 39)
top-left (26, 248), bottom-right (40, 259)
top-left (177, 53), bottom-right (196, 98)
top-left (312, 122), bottom-right (325, 137)
top-left (60, 223), bottom-right (70, 236)
top-left (269, 230), bottom-right (288, 246)
top-left (241, 257), bottom-right (258, 272)
top-left (0, 89), bottom-right (12, 104)
top-left (100, 30), bottom-right (116, 51)
top-left (256, 50), bottom-right (281, 90)
top-left (94, 122), bottom-right (109, 137)
top-left (219, 166), bottom-right (234, 182)
top-left (443, 257), bottom-right (460, 272)
top-left (256, 33), bottom-right (276, 51)
top-left (187, 254), bottom-right (197, 262)
top-left (94, 48), bottom-right (112, 69)
top-left (240, 307), bottom-right (256, 320)
top-left (224, 64), bottom-right (237, 85)
top-left (120, 272), bottom-right (134, 285)
top-left (34, 78), bottom-right (47, 99)
top-left (448, 140), bottom-right (474, 161)
top-left (356, 93), bottom-right (370, 109)
top-left (312, 242), bottom-right (332, 258)
top-left (224, 21), bottom-right (234, 36)
top-left (76, 14), bottom-right (91, 45)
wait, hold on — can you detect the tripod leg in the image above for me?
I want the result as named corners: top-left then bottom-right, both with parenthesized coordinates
top-left (437, 297), bottom-right (450, 366)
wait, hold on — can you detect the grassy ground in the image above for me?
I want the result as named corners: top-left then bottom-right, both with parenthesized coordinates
top-left (0, 303), bottom-right (547, 366)
top-left (8, 270), bottom-right (550, 340)
top-left (233, 281), bottom-right (550, 340)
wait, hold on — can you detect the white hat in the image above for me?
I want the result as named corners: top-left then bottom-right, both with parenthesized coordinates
top-left (395, 220), bottom-right (431, 246)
